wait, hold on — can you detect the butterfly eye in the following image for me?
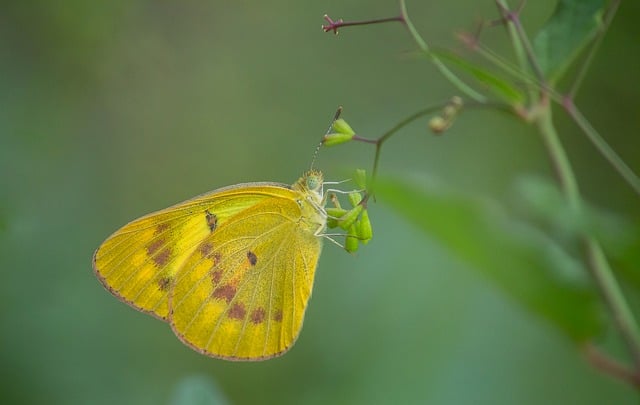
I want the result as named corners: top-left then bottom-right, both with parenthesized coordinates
top-left (306, 175), bottom-right (319, 191)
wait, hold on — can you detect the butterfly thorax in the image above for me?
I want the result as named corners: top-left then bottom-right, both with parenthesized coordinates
top-left (292, 170), bottom-right (327, 236)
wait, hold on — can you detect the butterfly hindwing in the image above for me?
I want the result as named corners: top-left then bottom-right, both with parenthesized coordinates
top-left (169, 195), bottom-right (322, 360)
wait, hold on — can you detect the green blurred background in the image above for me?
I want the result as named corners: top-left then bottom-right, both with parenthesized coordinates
top-left (2, 1), bottom-right (639, 404)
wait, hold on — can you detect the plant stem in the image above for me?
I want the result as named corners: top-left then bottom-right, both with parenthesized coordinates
top-left (370, 104), bottom-right (444, 183)
top-left (563, 99), bottom-right (640, 196)
top-left (584, 238), bottom-right (640, 367)
top-left (398, 0), bottom-right (487, 103)
top-left (568, 0), bottom-right (621, 99)
top-left (495, 1), bottom-right (545, 84)
top-left (322, 15), bottom-right (404, 34)
top-left (494, 0), bottom-right (538, 104)
top-left (583, 343), bottom-right (640, 387)
top-left (536, 102), bottom-right (640, 369)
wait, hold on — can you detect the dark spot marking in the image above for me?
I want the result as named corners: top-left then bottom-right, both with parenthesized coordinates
top-left (152, 248), bottom-right (172, 266)
top-left (273, 310), bottom-right (283, 322)
top-left (228, 303), bottom-right (246, 320)
top-left (205, 210), bottom-right (218, 232)
top-left (147, 238), bottom-right (165, 255)
top-left (210, 269), bottom-right (223, 284)
top-left (212, 252), bottom-right (222, 264)
top-left (247, 251), bottom-right (258, 266)
top-left (155, 223), bottom-right (170, 234)
top-left (212, 284), bottom-right (236, 303)
top-left (158, 277), bottom-right (172, 291)
top-left (199, 242), bottom-right (213, 256)
top-left (250, 308), bottom-right (266, 324)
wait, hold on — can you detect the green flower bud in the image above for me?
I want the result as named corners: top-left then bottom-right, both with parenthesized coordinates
top-left (357, 209), bottom-right (372, 244)
top-left (348, 191), bottom-right (362, 208)
top-left (345, 225), bottom-right (359, 253)
top-left (338, 205), bottom-right (363, 229)
top-left (332, 118), bottom-right (355, 135)
top-left (428, 116), bottom-right (449, 134)
top-left (322, 132), bottom-right (354, 146)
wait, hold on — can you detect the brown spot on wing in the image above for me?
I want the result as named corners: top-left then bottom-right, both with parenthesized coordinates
top-left (147, 238), bottom-right (165, 255)
top-left (155, 223), bottom-right (170, 234)
top-left (247, 251), bottom-right (258, 266)
top-left (273, 309), bottom-right (283, 322)
top-left (212, 252), bottom-right (222, 264)
top-left (210, 269), bottom-right (223, 285)
top-left (228, 303), bottom-right (246, 320)
top-left (158, 277), bottom-right (171, 291)
top-left (153, 248), bottom-right (172, 266)
top-left (205, 210), bottom-right (218, 232)
top-left (199, 242), bottom-right (213, 256)
top-left (250, 307), bottom-right (266, 324)
top-left (212, 284), bottom-right (236, 303)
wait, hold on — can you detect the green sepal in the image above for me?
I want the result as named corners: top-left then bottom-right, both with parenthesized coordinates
top-left (326, 206), bottom-right (347, 229)
top-left (353, 169), bottom-right (367, 190)
top-left (326, 217), bottom-right (339, 229)
top-left (338, 205), bottom-right (364, 229)
top-left (345, 224), bottom-right (359, 253)
top-left (332, 118), bottom-right (355, 135)
top-left (348, 192), bottom-right (362, 208)
top-left (358, 209), bottom-right (372, 244)
top-left (322, 132), bottom-right (355, 146)
top-left (326, 207), bottom-right (348, 218)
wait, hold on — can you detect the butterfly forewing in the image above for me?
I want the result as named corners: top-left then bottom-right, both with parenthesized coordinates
top-left (93, 184), bottom-right (293, 320)
top-left (170, 194), bottom-right (322, 360)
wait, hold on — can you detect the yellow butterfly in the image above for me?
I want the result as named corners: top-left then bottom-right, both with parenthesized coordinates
top-left (93, 170), bottom-right (330, 361)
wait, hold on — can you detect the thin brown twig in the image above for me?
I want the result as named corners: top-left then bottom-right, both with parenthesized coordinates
top-left (583, 343), bottom-right (640, 388)
top-left (322, 14), bottom-right (404, 34)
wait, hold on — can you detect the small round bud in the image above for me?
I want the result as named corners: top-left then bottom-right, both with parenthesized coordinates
top-left (450, 96), bottom-right (463, 110)
top-left (443, 105), bottom-right (457, 119)
top-left (429, 116), bottom-right (449, 134)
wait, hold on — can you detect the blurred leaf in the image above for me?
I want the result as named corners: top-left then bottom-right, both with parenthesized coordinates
top-left (431, 48), bottom-right (525, 104)
top-left (512, 175), bottom-right (640, 290)
top-left (512, 175), bottom-right (591, 240)
top-left (376, 176), bottom-right (604, 342)
top-left (533, 0), bottom-right (605, 83)
top-left (170, 375), bottom-right (229, 405)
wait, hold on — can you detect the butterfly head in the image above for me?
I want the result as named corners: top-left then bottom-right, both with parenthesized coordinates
top-left (304, 170), bottom-right (323, 193)
top-left (294, 170), bottom-right (323, 195)
top-left (293, 170), bottom-right (326, 228)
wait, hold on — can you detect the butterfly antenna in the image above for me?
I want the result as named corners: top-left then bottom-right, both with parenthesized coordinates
top-left (310, 106), bottom-right (343, 170)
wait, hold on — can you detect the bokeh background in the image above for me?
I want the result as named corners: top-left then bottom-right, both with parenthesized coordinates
top-left (2, 1), bottom-right (639, 404)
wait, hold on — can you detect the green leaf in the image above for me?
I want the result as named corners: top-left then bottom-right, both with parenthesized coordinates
top-left (533, 0), bottom-right (605, 83)
top-left (377, 176), bottom-right (604, 342)
top-left (430, 48), bottom-right (524, 104)
top-left (512, 175), bottom-right (640, 292)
